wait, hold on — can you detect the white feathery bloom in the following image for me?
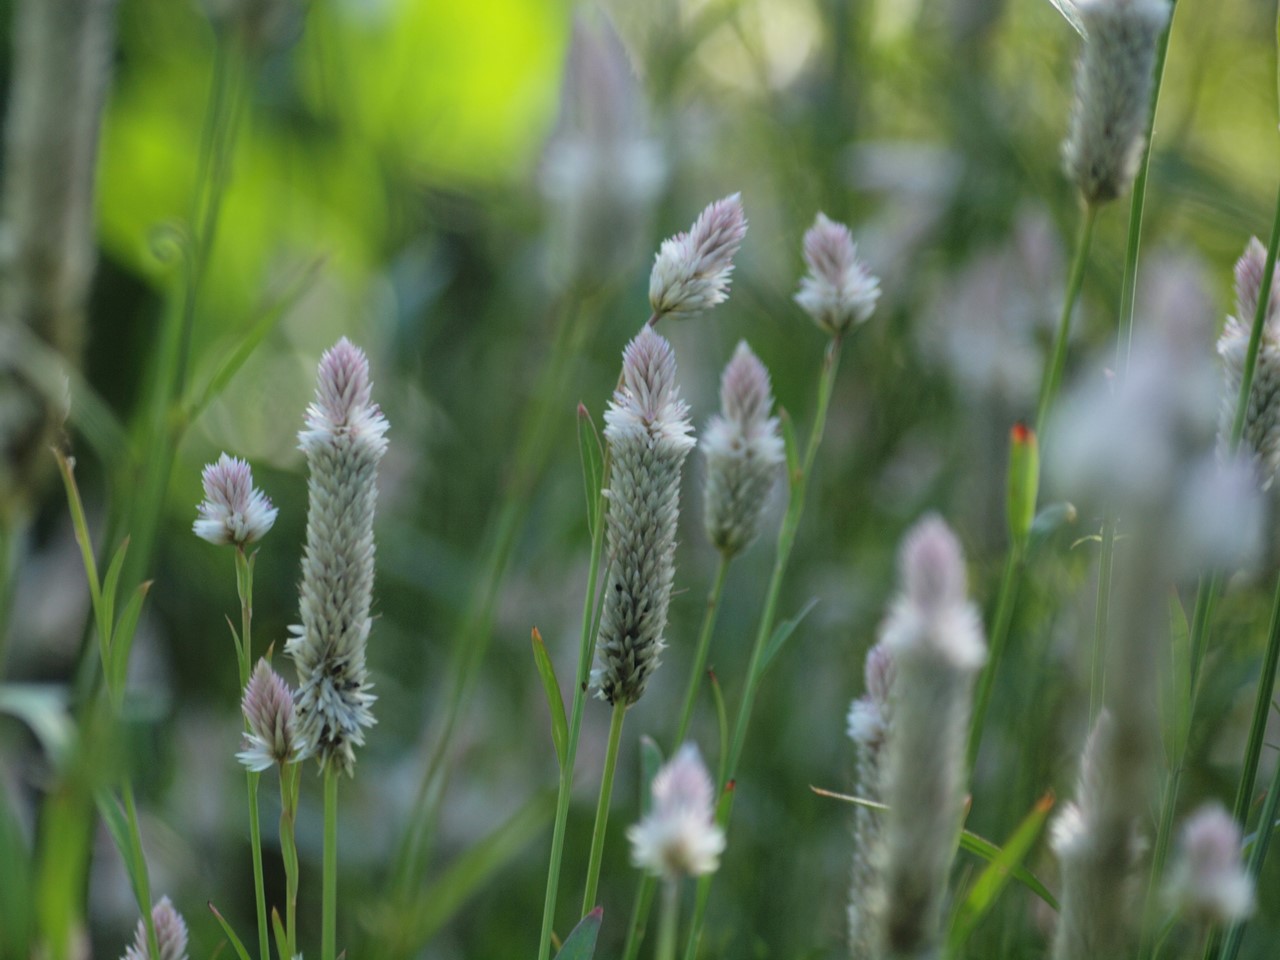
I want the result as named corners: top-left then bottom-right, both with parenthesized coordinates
top-left (701, 341), bottom-right (784, 557)
top-left (1164, 803), bottom-right (1254, 927)
top-left (628, 743), bottom-right (725, 879)
top-left (1218, 237), bottom-right (1280, 486)
top-left (193, 453), bottom-right (277, 547)
top-left (879, 516), bottom-right (985, 959)
top-left (286, 338), bottom-right (389, 775)
top-left (847, 642), bottom-right (895, 960)
top-left (1062, 0), bottom-right (1170, 205)
top-left (1049, 712), bottom-right (1148, 960)
top-left (648, 193), bottom-right (747, 319)
top-left (121, 895), bottom-right (189, 960)
top-left (591, 326), bottom-right (694, 706)
top-left (795, 213), bottom-right (881, 337)
top-left (237, 658), bottom-right (300, 771)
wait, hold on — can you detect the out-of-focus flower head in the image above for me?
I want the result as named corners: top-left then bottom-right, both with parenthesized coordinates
top-left (121, 895), bottom-right (189, 960)
top-left (193, 453), bottom-right (278, 547)
top-left (628, 743), bottom-right (725, 879)
top-left (1164, 803), bottom-right (1254, 927)
top-left (795, 212), bottom-right (880, 337)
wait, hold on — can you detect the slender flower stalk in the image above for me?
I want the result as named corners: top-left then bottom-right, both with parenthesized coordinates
top-left (287, 337), bottom-right (388, 960)
top-left (120, 896), bottom-right (189, 960)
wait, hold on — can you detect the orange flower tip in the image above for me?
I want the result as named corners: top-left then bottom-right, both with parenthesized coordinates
top-left (1010, 422), bottom-right (1034, 446)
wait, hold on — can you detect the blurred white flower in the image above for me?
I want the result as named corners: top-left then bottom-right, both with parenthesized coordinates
top-left (628, 743), bottom-right (725, 879)
top-left (1164, 803), bottom-right (1254, 927)
top-left (794, 212), bottom-right (880, 337)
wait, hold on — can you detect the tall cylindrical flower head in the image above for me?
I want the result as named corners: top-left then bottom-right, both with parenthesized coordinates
top-left (193, 453), bottom-right (277, 547)
top-left (121, 895), bottom-right (189, 960)
top-left (879, 516), bottom-right (985, 958)
top-left (591, 326), bottom-right (695, 707)
top-left (1164, 803), bottom-right (1254, 928)
top-left (1218, 237), bottom-right (1280, 485)
top-left (794, 212), bottom-right (880, 337)
top-left (701, 341), bottom-right (784, 557)
top-left (237, 658), bottom-right (300, 771)
top-left (648, 193), bottom-right (747, 320)
top-left (628, 743), bottom-right (725, 879)
top-left (286, 337), bottom-right (389, 775)
top-left (1062, 0), bottom-right (1170, 205)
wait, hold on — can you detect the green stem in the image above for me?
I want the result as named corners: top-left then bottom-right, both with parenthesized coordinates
top-left (1035, 203), bottom-right (1098, 437)
top-left (966, 548), bottom-right (1022, 770)
top-left (582, 700), bottom-right (627, 914)
top-left (538, 470), bottom-right (609, 960)
top-left (674, 556), bottom-right (732, 748)
top-left (246, 771), bottom-right (268, 960)
top-left (322, 766), bottom-right (338, 960)
top-left (1090, 514), bottom-right (1117, 723)
top-left (1230, 571), bottom-right (1280, 827)
top-left (684, 336), bottom-right (843, 960)
top-left (621, 877), bottom-right (658, 960)
top-left (656, 878), bottom-right (679, 960)
top-left (280, 763), bottom-right (300, 959)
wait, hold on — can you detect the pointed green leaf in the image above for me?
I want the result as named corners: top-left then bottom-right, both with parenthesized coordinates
top-left (95, 787), bottom-right (155, 934)
top-left (760, 597), bottom-right (819, 675)
top-left (108, 582), bottom-right (152, 708)
top-left (54, 452), bottom-right (107, 658)
top-left (100, 537), bottom-right (131, 651)
top-left (554, 907), bottom-right (602, 960)
top-left (639, 736), bottom-right (664, 816)
top-left (531, 628), bottom-right (569, 769)
top-left (208, 902), bottom-right (254, 960)
top-left (948, 793), bottom-right (1055, 949)
top-left (271, 907), bottom-right (289, 960)
top-left (577, 403), bottom-right (605, 538)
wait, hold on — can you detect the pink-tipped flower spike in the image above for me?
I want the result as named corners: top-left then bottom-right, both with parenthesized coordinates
top-left (847, 642), bottom-right (895, 960)
top-left (121, 895), bottom-right (189, 960)
top-left (193, 453), bottom-right (277, 547)
top-left (879, 516), bottom-right (985, 958)
top-left (237, 658), bottom-right (300, 771)
top-left (701, 341), bottom-right (784, 557)
top-left (1219, 237), bottom-right (1280, 486)
top-left (1062, 0), bottom-right (1170, 205)
top-left (286, 338), bottom-right (389, 775)
top-left (794, 212), bottom-right (881, 337)
top-left (649, 193), bottom-right (747, 320)
top-left (1164, 803), bottom-right (1254, 928)
top-left (628, 743), bottom-right (726, 879)
top-left (591, 326), bottom-right (695, 707)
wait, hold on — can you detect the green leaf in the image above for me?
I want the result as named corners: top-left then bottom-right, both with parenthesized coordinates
top-left (639, 736), bottom-right (664, 816)
top-left (108, 582), bottom-right (153, 709)
top-left (54, 452), bottom-right (107, 661)
top-left (531, 628), bottom-right (569, 770)
top-left (760, 597), bottom-right (819, 675)
top-left (554, 907), bottom-right (602, 960)
top-left (810, 786), bottom-right (1059, 911)
top-left (208, 902), bottom-right (254, 960)
top-left (577, 403), bottom-right (605, 539)
top-left (271, 907), bottom-right (289, 960)
top-left (95, 787), bottom-right (155, 938)
top-left (100, 538), bottom-right (131, 652)
top-left (0, 779), bottom-right (33, 959)
top-left (0, 685), bottom-right (75, 771)
top-left (1165, 590), bottom-right (1192, 767)
top-left (375, 789), bottom-right (556, 949)
top-left (948, 792), bottom-right (1055, 949)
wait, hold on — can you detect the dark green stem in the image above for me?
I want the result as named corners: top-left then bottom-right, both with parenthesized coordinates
top-left (322, 766), bottom-right (338, 960)
top-left (674, 555), bottom-right (732, 748)
top-left (1230, 572), bottom-right (1280, 828)
top-left (1035, 203), bottom-right (1098, 437)
top-left (581, 700), bottom-right (627, 914)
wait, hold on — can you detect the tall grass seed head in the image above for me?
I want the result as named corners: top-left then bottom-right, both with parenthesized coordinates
top-left (628, 743), bottom-right (726, 879)
top-left (591, 326), bottom-right (694, 706)
top-left (193, 453), bottom-right (277, 547)
top-left (121, 895), bottom-right (188, 960)
top-left (287, 337), bottom-right (389, 775)
top-left (794, 212), bottom-right (880, 336)
top-left (237, 658), bottom-right (300, 771)
top-left (847, 641), bottom-right (895, 748)
top-left (1062, 0), bottom-right (1170, 205)
top-left (1164, 803), bottom-right (1254, 927)
top-left (701, 341), bottom-right (784, 556)
top-left (649, 193), bottom-right (747, 319)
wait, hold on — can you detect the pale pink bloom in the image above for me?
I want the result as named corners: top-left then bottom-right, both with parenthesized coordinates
top-left (628, 743), bottom-right (725, 879)
top-left (1165, 803), bottom-right (1254, 927)
top-left (193, 454), bottom-right (277, 547)
top-left (237, 658), bottom-right (300, 771)
top-left (121, 895), bottom-right (189, 960)
top-left (794, 213), bottom-right (880, 336)
top-left (649, 193), bottom-right (747, 318)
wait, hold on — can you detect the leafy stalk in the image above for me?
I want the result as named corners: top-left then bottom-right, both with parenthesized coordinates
top-left (581, 700), bottom-right (627, 914)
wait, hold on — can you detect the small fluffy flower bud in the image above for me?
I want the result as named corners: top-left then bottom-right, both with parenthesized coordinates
top-left (880, 516), bottom-right (985, 958)
top-left (591, 326), bottom-right (695, 706)
top-left (121, 895), bottom-right (189, 960)
top-left (628, 743), bottom-right (725, 879)
top-left (1164, 803), bottom-right (1254, 927)
top-left (701, 341), bottom-right (784, 557)
top-left (286, 338), bottom-right (389, 775)
top-left (1062, 0), bottom-right (1170, 205)
top-left (649, 193), bottom-right (747, 319)
top-left (193, 453), bottom-right (278, 547)
top-left (1218, 238), bottom-right (1280, 485)
top-left (794, 212), bottom-right (880, 336)
top-left (237, 658), bottom-right (300, 771)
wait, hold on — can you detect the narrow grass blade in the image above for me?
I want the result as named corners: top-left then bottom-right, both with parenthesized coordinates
top-left (532, 628), bottom-right (569, 769)
top-left (271, 907), bottom-right (289, 960)
top-left (95, 788), bottom-right (154, 934)
top-left (639, 736), bottom-right (664, 816)
top-left (708, 670), bottom-right (728, 789)
top-left (779, 408), bottom-right (800, 497)
top-left (555, 907), bottom-right (603, 960)
top-left (948, 792), bottom-right (1055, 950)
top-left (760, 597), bottom-right (819, 675)
top-left (0, 781), bottom-right (33, 959)
top-left (100, 537), bottom-right (130, 650)
top-left (108, 582), bottom-right (152, 705)
top-left (209, 902), bottom-right (254, 960)
top-left (577, 403), bottom-right (604, 538)
top-left (53, 451), bottom-right (106, 654)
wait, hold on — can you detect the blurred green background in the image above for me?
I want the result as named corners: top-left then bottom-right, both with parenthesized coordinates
top-left (3, 0), bottom-right (1280, 956)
